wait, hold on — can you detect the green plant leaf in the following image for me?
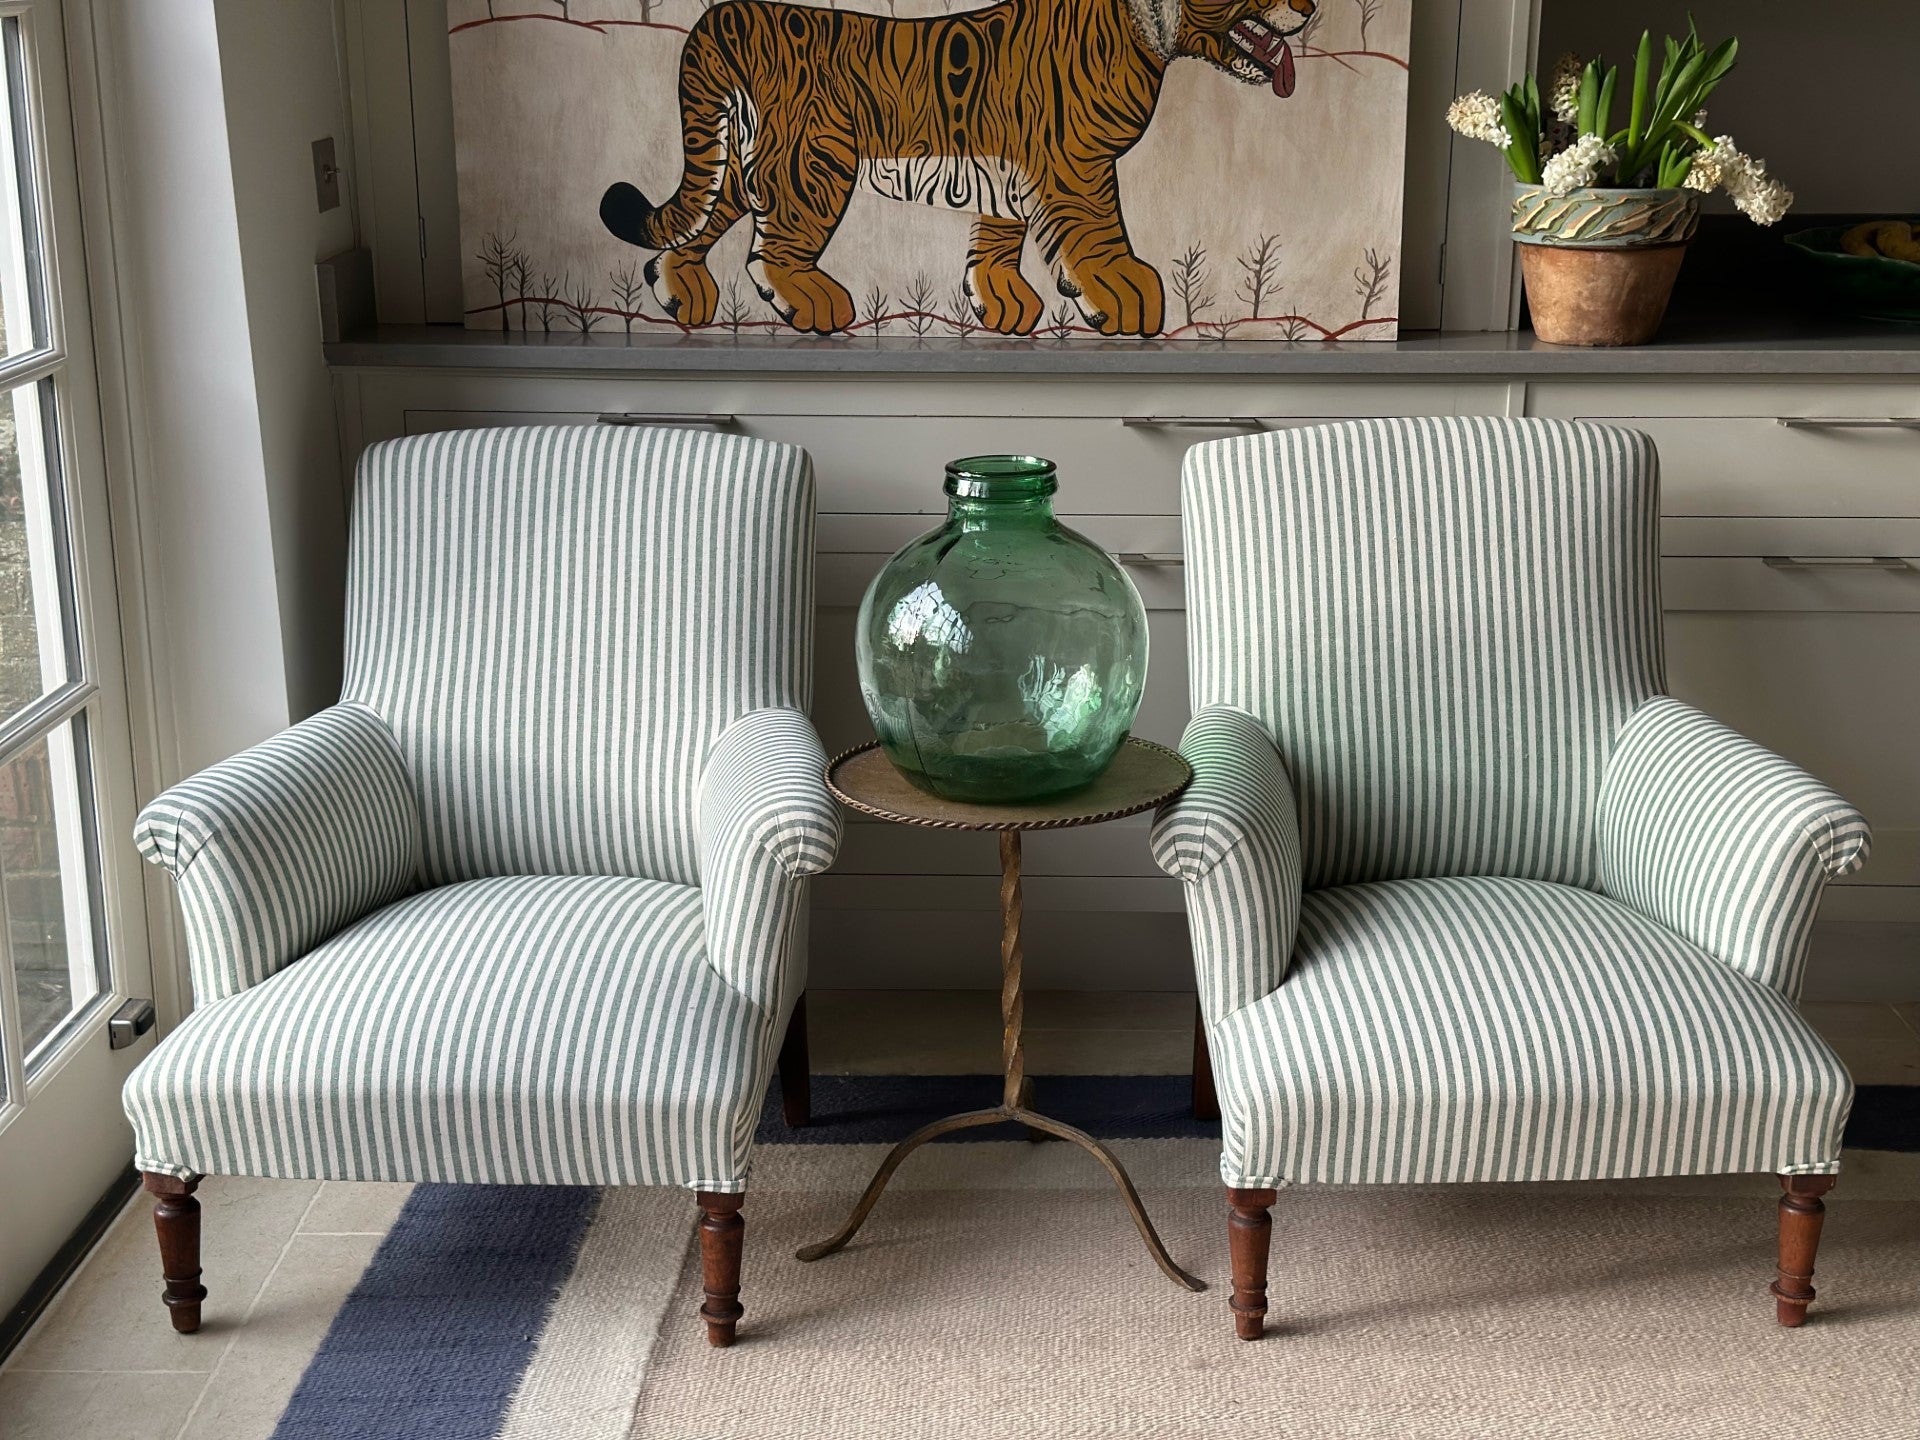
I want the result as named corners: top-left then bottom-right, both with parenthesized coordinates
top-left (1498, 90), bottom-right (1540, 183)
top-left (1627, 31), bottom-right (1651, 157)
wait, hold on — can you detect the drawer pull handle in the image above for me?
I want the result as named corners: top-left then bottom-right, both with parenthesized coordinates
top-left (1120, 416), bottom-right (1267, 429)
top-left (596, 412), bottom-right (736, 428)
top-left (1776, 418), bottom-right (1920, 431)
top-left (1117, 552), bottom-right (1185, 567)
top-left (1761, 555), bottom-right (1913, 572)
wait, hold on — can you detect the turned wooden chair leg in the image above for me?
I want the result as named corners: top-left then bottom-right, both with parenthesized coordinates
top-left (143, 1172), bottom-right (207, 1334)
top-left (1191, 1001), bottom-right (1219, 1122)
top-left (778, 993), bottom-right (810, 1128)
top-left (1227, 1187), bottom-right (1277, 1340)
top-left (1773, 1174), bottom-right (1837, 1327)
top-left (696, 1191), bottom-right (746, 1347)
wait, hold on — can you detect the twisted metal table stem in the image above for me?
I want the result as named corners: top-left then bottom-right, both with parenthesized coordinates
top-left (999, 831), bottom-right (1025, 1111)
top-left (796, 825), bottom-right (1203, 1293)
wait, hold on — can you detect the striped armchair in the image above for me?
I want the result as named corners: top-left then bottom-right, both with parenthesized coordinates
top-left (124, 425), bottom-right (840, 1347)
top-left (1156, 417), bottom-right (1870, 1339)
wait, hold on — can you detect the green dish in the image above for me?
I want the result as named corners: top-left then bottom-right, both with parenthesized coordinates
top-left (1785, 226), bottom-right (1920, 326)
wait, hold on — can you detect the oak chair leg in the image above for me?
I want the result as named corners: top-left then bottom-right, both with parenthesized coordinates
top-left (778, 993), bottom-right (810, 1128)
top-left (143, 1172), bottom-right (207, 1334)
top-left (1191, 1001), bottom-right (1219, 1122)
top-left (1773, 1174), bottom-right (1837, 1327)
top-left (1227, 1187), bottom-right (1277, 1340)
top-left (696, 1191), bottom-right (745, 1347)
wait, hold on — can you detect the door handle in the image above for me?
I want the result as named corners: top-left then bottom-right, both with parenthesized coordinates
top-left (1776, 418), bottom-right (1920, 431)
top-left (596, 412), bottom-right (736, 428)
top-left (1761, 555), bottom-right (1913, 571)
top-left (1116, 552), bottom-right (1184, 567)
top-left (1119, 417), bottom-right (1267, 429)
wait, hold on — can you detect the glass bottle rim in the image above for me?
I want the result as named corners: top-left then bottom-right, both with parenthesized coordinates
top-left (943, 454), bottom-right (1058, 501)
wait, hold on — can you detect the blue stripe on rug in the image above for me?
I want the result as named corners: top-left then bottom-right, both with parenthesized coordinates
top-left (756, 1073), bottom-right (1219, 1144)
top-left (271, 1184), bottom-right (598, 1440)
top-left (759, 1077), bottom-right (1920, 1153)
top-left (1844, 1084), bottom-right (1920, 1152)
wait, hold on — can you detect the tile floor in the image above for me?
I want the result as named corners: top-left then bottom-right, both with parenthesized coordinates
top-left (1, 992), bottom-right (1917, 1440)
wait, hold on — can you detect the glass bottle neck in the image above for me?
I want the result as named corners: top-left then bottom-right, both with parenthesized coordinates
top-left (947, 493), bottom-right (1056, 531)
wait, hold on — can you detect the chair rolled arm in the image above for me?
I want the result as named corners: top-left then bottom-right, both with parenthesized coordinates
top-left (697, 708), bottom-right (843, 1013)
top-left (1151, 705), bottom-right (1303, 1021)
top-left (1597, 696), bottom-right (1871, 997)
top-left (134, 703), bottom-right (421, 1006)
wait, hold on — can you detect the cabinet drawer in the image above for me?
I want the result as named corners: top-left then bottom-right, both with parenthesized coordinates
top-left (1662, 556), bottom-right (1920, 612)
top-left (400, 408), bottom-right (1344, 515)
top-left (1667, 611), bottom-right (1920, 886)
top-left (818, 515), bottom-right (1185, 612)
top-left (1583, 416), bottom-right (1920, 518)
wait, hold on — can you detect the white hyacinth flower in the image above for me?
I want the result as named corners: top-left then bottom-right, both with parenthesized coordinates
top-left (1683, 136), bottom-right (1794, 225)
top-left (1549, 53), bottom-right (1584, 124)
top-left (1447, 91), bottom-right (1512, 148)
top-left (1732, 171), bottom-right (1794, 225)
top-left (1540, 134), bottom-right (1616, 196)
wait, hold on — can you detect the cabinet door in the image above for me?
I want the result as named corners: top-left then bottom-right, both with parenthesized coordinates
top-left (1663, 540), bottom-right (1920, 903)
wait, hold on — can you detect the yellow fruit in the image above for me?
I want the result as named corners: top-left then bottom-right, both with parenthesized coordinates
top-left (1841, 222), bottom-right (1881, 257)
top-left (1873, 220), bottom-right (1920, 264)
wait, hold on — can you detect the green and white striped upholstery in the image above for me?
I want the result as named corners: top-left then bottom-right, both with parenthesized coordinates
top-left (343, 425), bottom-right (818, 888)
top-left (1598, 696), bottom-right (1872, 998)
top-left (132, 703), bottom-right (420, 1006)
top-left (1212, 878), bottom-right (1853, 1186)
top-left (126, 425), bottom-right (838, 1191)
top-left (1160, 417), bottom-right (1869, 1188)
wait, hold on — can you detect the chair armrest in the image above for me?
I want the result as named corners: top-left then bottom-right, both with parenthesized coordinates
top-left (1596, 696), bottom-right (1871, 997)
top-left (134, 703), bottom-right (421, 1006)
top-left (1150, 705), bottom-right (1303, 1022)
top-left (696, 708), bottom-right (843, 1014)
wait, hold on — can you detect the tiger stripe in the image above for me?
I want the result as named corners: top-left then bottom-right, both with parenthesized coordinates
top-left (603, 0), bottom-right (1316, 336)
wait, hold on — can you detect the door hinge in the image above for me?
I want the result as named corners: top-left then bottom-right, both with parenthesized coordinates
top-left (108, 998), bottom-right (156, 1050)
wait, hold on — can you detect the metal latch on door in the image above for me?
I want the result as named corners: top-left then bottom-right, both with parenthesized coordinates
top-left (107, 998), bottom-right (156, 1050)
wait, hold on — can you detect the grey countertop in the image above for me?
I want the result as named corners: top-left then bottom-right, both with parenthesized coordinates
top-left (324, 316), bottom-right (1920, 378)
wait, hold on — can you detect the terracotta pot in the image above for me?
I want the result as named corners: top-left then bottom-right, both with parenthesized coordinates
top-left (1518, 241), bottom-right (1690, 346)
top-left (1511, 183), bottom-right (1701, 347)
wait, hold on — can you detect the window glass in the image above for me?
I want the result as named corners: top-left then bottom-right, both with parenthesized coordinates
top-left (2, 721), bottom-right (101, 1064)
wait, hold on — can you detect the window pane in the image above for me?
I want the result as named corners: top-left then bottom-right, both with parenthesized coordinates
top-left (0, 379), bottom-right (66, 722)
top-left (2, 720), bottom-right (101, 1064)
top-left (0, 16), bottom-right (46, 358)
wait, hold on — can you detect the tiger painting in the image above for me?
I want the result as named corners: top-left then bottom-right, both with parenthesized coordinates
top-left (600, 0), bottom-right (1318, 338)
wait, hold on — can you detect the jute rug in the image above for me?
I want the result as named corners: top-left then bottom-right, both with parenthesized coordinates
top-left (268, 1081), bottom-right (1920, 1440)
top-left (637, 1146), bottom-right (1920, 1440)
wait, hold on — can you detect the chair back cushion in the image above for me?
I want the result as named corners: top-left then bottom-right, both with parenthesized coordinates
top-left (342, 425), bottom-right (815, 887)
top-left (1182, 416), bottom-right (1663, 891)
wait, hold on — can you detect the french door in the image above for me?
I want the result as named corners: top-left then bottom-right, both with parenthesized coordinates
top-left (0, 0), bottom-right (152, 1316)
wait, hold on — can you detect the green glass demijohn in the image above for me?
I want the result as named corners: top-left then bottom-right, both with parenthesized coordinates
top-left (855, 455), bottom-right (1149, 803)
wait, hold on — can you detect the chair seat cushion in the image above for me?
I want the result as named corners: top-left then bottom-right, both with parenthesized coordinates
top-left (1211, 877), bottom-right (1850, 1188)
top-left (125, 875), bottom-right (769, 1190)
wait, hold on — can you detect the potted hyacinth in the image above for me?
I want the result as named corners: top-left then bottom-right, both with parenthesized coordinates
top-left (1448, 27), bottom-right (1791, 345)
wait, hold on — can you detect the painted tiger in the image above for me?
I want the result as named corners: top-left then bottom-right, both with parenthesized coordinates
top-left (600, 0), bottom-right (1317, 337)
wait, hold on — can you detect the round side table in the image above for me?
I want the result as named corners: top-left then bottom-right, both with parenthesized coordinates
top-left (795, 737), bottom-right (1203, 1292)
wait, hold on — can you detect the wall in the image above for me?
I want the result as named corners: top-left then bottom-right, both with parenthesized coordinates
top-left (96, 0), bottom-right (354, 776)
top-left (93, 1), bottom-right (292, 779)
top-left (1538, 0), bottom-right (1920, 214)
top-left (211, 0), bottom-right (358, 721)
